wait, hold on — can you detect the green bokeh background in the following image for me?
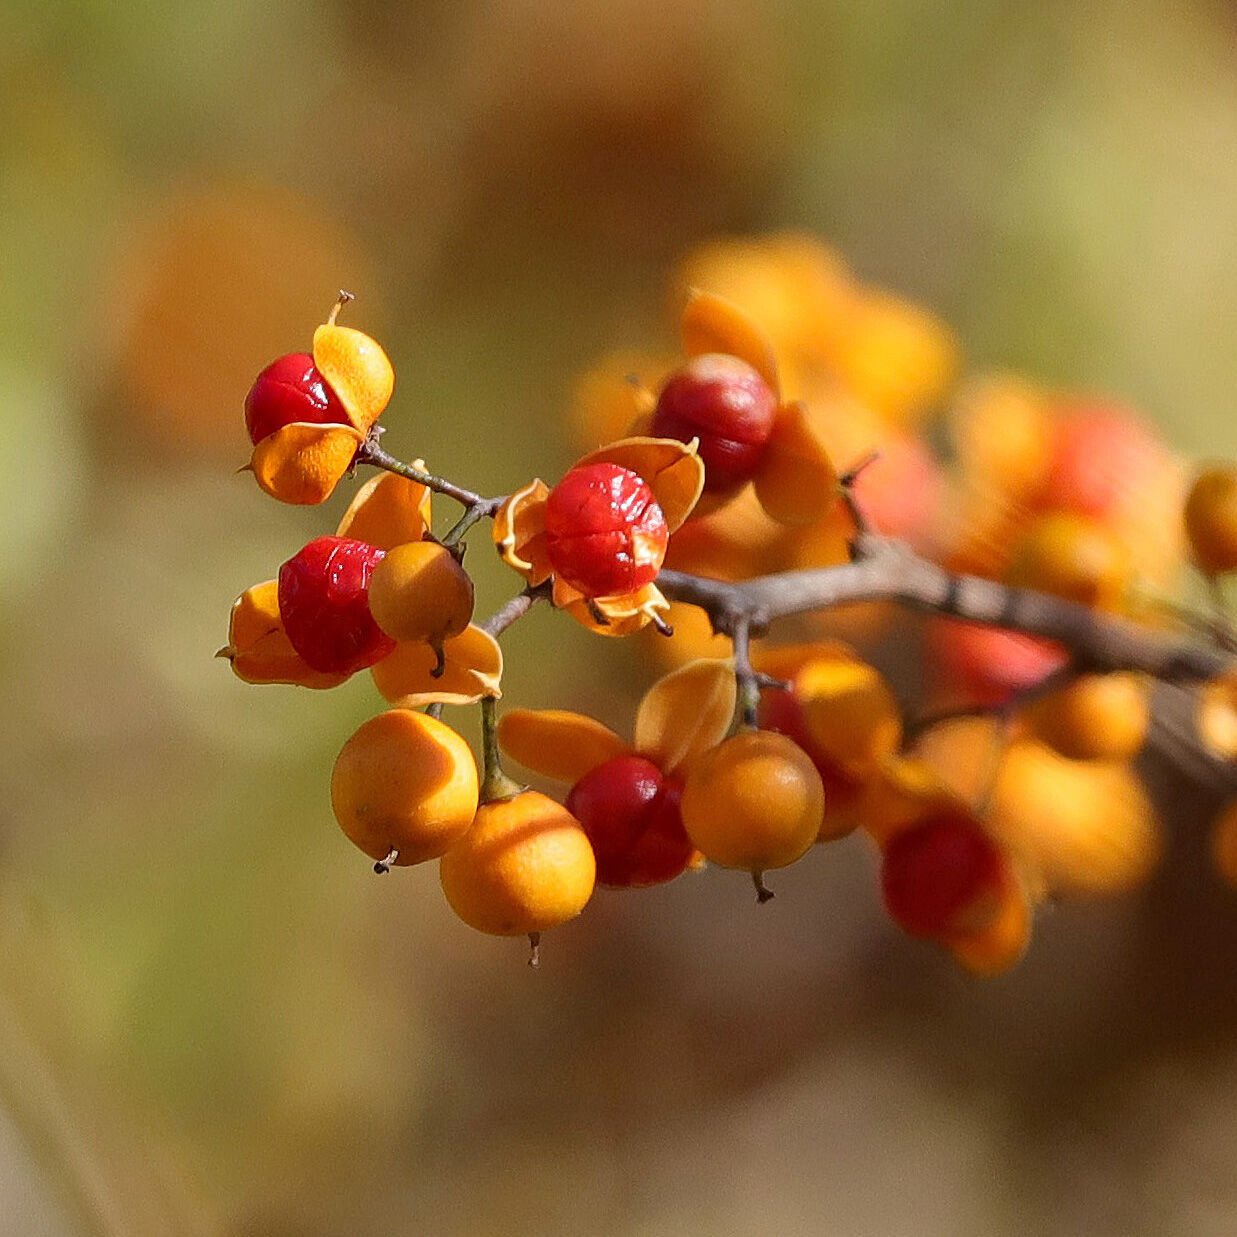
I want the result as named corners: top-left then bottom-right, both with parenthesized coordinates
top-left (3, 1), bottom-right (1237, 1233)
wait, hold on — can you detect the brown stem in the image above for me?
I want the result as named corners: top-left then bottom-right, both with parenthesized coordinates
top-left (656, 542), bottom-right (1229, 684)
top-left (357, 437), bottom-right (505, 515)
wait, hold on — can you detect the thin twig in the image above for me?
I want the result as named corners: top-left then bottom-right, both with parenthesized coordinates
top-left (357, 437), bottom-right (505, 515)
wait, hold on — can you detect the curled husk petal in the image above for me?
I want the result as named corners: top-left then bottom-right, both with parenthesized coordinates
top-left (752, 401), bottom-right (839, 526)
top-left (219, 580), bottom-right (348, 688)
top-left (858, 758), bottom-right (966, 848)
top-left (795, 654), bottom-right (902, 779)
top-left (633, 659), bottom-right (737, 775)
top-left (497, 709), bottom-right (629, 782)
top-left (680, 288), bottom-right (780, 395)
top-left (493, 479), bottom-right (553, 586)
top-left (249, 422), bottom-right (363, 505)
top-left (336, 468), bottom-right (431, 549)
top-left (312, 324), bottom-right (394, 434)
top-left (563, 583), bottom-right (670, 637)
top-left (574, 436), bottom-right (705, 532)
top-left (370, 624), bottom-right (502, 706)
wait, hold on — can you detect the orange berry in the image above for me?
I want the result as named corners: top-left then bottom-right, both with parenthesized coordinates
top-left (1004, 512), bottom-right (1130, 611)
top-left (1209, 798), bottom-right (1237, 889)
top-left (367, 541), bottom-right (475, 646)
top-left (948, 877), bottom-right (1032, 977)
top-left (1184, 464), bottom-right (1237, 575)
top-left (330, 710), bottom-right (478, 866)
top-left (680, 730), bottom-right (823, 874)
top-left (1021, 673), bottom-right (1150, 762)
top-left (439, 791), bottom-right (596, 936)
top-left (1198, 670), bottom-right (1237, 761)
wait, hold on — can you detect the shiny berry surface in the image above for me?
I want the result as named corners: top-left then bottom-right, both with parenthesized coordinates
top-left (244, 352), bottom-right (348, 446)
top-left (277, 536), bottom-right (396, 676)
top-left (544, 463), bottom-right (669, 596)
top-left (881, 814), bottom-right (1005, 938)
top-left (565, 756), bottom-right (693, 888)
top-left (650, 353), bottom-right (777, 493)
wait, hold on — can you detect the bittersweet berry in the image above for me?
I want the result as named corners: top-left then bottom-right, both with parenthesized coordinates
top-left (543, 462), bottom-right (669, 597)
top-left (331, 710), bottom-right (479, 866)
top-left (1185, 464), bottom-right (1237, 575)
top-left (880, 813), bottom-right (1005, 939)
top-left (565, 755), bottom-right (693, 888)
top-left (680, 730), bottom-right (823, 880)
top-left (367, 540), bottom-right (475, 648)
top-left (277, 536), bottom-right (395, 676)
top-left (439, 791), bottom-right (596, 937)
top-left (244, 352), bottom-right (347, 446)
top-left (650, 353), bottom-right (777, 493)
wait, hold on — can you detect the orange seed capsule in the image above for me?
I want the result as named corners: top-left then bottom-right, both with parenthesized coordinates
top-left (330, 710), bottom-right (479, 866)
top-left (680, 730), bottom-right (823, 874)
top-left (439, 791), bottom-right (596, 936)
top-left (367, 541), bottom-right (475, 646)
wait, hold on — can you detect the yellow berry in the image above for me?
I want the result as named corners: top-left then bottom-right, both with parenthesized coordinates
top-left (679, 730), bottom-right (823, 873)
top-left (1184, 465), bottom-right (1237, 575)
top-left (367, 541), bottom-right (475, 645)
top-left (330, 710), bottom-right (478, 866)
top-left (1004, 512), bottom-right (1130, 611)
top-left (439, 791), bottom-right (596, 936)
top-left (1021, 673), bottom-right (1150, 762)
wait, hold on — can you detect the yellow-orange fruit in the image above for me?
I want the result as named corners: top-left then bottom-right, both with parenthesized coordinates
top-left (1198, 670), bottom-right (1237, 761)
top-left (367, 541), bottom-right (475, 645)
top-left (1209, 798), bottom-right (1237, 889)
top-left (1004, 512), bottom-right (1130, 611)
top-left (948, 878), bottom-right (1033, 977)
top-left (1185, 465), bottom-right (1237, 575)
top-left (988, 739), bottom-right (1160, 896)
top-left (312, 321), bottom-right (394, 434)
top-left (1021, 673), bottom-right (1150, 762)
top-left (680, 730), bottom-right (823, 872)
top-left (330, 710), bottom-right (478, 865)
top-left (439, 791), bottom-right (596, 936)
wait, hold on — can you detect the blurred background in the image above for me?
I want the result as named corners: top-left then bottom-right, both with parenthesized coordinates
top-left (4, 0), bottom-right (1237, 1233)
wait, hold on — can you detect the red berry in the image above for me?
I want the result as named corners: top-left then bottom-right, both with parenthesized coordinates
top-left (244, 353), bottom-right (348, 446)
top-left (650, 353), bottom-right (777, 493)
top-left (544, 463), bottom-right (669, 597)
top-left (565, 755), bottom-right (694, 887)
top-left (881, 814), bottom-right (1005, 938)
top-left (925, 620), bottom-right (1068, 709)
top-left (277, 536), bottom-right (396, 676)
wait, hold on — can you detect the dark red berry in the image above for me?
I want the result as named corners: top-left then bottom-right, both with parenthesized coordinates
top-left (544, 463), bottom-right (669, 597)
top-left (277, 536), bottom-right (396, 676)
top-left (650, 353), bottom-right (777, 493)
top-left (244, 353), bottom-right (348, 446)
top-left (566, 755), bottom-right (694, 888)
top-left (880, 814), bottom-right (1005, 939)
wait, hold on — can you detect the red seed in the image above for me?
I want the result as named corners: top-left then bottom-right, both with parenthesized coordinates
top-left (881, 813), bottom-right (1006, 938)
top-left (544, 463), bottom-right (669, 597)
top-left (651, 353), bottom-right (777, 493)
top-left (565, 755), bottom-right (694, 888)
top-left (277, 536), bottom-right (396, 676)
top-left (244, 352), bottom-right (348, 445)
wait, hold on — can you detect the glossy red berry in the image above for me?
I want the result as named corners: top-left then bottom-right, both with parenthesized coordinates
top-left (565, 755), bottom-right (694, 887)
top-left (650, 353), bottom-right (777, 493)
top-left (277, 536), bottom-right (396, 676)
top-left (244, 353), bottom-right (348, 446)
top-left (544, 462), bottom-right (669, 597)
top-left (880, 813), bottom-right (1005, 939)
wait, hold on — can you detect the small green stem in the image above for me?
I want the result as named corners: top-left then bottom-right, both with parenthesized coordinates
top-left (480, 696), bottom-right (524, 803)
top-left (441, 503), bottom-right (488, 550)
top-left (730, 617), bottom-right (759, 732)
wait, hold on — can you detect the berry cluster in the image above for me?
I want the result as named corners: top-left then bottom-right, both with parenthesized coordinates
top-left (221, 240), bottom-right (1237, 973)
